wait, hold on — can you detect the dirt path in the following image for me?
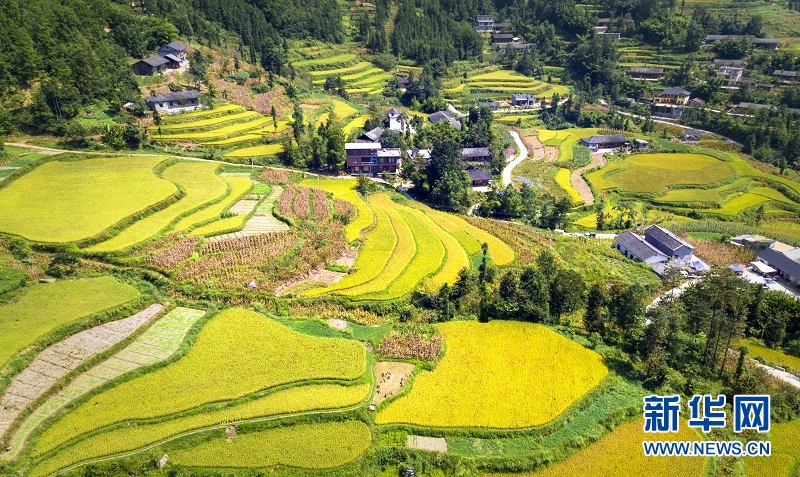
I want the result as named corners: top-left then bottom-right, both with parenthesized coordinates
top-left (502, 131), bottom-right (528, 186)
top-left (570, 153), bottom-right (606, 206)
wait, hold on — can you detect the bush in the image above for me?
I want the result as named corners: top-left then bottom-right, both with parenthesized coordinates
top-left (47, 251), bottom-right (80, 277)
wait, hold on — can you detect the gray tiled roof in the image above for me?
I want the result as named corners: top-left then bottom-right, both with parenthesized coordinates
top-left (758, 246), bottom-right (800, 281)
top-left (616, 231), bottom-right (667, 261)
top-left (581, 134), bottom-right (627, 145)
top-left (144, 90), bottom-right (199, 102)
top-left (468, 169), bottom-right (492, 181)
top-left (461, 147), bottom-right (491, 158)
top-left (139, 56), bottom-right (169, 67)
top-left (644, 225), bottom-right (694, 252)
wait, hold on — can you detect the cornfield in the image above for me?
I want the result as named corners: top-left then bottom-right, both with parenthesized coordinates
top-left (148, 236), bottom-right (198, 269)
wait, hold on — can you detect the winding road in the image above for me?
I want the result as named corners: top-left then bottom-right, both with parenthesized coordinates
top-left (502, 131), bottom-right (528, 187)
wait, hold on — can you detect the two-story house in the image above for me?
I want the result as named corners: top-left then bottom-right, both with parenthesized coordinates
top-left (653, 88), bottom-right (691, 119)
top-left (144, 90), bottom-right (201, 113)
top-left (345, 143), bottom-right (402, 176)
top-left (475, 15), bottom-right (494, 32)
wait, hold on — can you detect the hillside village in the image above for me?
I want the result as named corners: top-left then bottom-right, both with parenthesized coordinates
top-left (1, 0), bottom-right (800, 475)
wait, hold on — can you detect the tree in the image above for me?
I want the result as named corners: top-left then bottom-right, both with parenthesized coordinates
top-left (323, 114), bottom-right (346, 171)
top-left (585, 283), bottom-right (609, 335)
top-left (271, 104), bottom-right (277, 131)
top-left (47, 251), bottom-right (80, 277)
top-left (292, 101), bottom-right (304, 140)
top-left (550, 269), bottom-right (586, 323)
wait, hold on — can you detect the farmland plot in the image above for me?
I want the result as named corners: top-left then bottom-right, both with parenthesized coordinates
top-left (0, 156), bottom-right (175, 243)
top-left (32, 308), bottom-right (366, 456)
top-left (169, 421), bottom-right (371, 469)
top-left (7, 307), bottom-right (205, 459)
top-left (88, 162), bottom-right (228, 251)
top-left (376, 321), bottom-right (607, 428)
top-left (0, 277), bottom-right (140, 367)
top-left (173, 177), bottom-right (253, 231)
top-left (28, 383), bottom-right (369, 477)
top-left (488, 419), bottom-right (707, 477)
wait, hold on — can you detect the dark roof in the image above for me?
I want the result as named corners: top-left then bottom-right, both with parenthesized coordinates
top-left (164, 54), bottom-right (182, 63)
top-left (644, 225), bottom-right (694, 252)
top-left (752, 38), bottom-right (781, 45)
top-left (615, 232), bottom-right (667, 262)
top-left (660, 88), bottom-right (691, 96)
top-left (581, 134), bottom-right (627, 145)
top-left (494, 22), bottom-right (511, 28)
top-left (758, 246), bottom-right (800, 281)
top-left (461, 147), bottom-right (491, 158)
top-left (630, 67), bottom-right (664, 74)
top-left (361, 127), bottom-right (385, 141)
top-left (492, 33), bottom-right (514, 39)
top-left (774, 70), bottom-right (799, 77)
top-left (138, 56), bottom-right (169, 67)
top-left (387, 108), bottom-right (402, 115)
top-left (144, 90), bottom-right (200, 103)
top-left (736, 102), bottom-right (800, 114)
top-left (429, 111), bottom-right (462, 129)
top-left (468, 169), bottom-right (492, 181)
top-left (705, 34), bottom-right (752, 41)
top-left (162, 42), bottom-right (187, 51)
top-left (397, 77), bottom-right (410, 85)
top-left (478, 101), bottom-right (500, 109)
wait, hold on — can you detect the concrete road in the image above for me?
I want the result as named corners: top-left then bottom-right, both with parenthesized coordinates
top-left (502, 130), bottom-right (528, 187)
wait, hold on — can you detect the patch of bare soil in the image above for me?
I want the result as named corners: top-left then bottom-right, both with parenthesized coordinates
top-left (274, 268), bottom-right (345, 296)
top-left (373, 361), bottom-right (415, 403)
top-left (571, 152), bottom-right (606, 206)
top-left (543, 146), bottom-right (559, 162)
top-left (327, 318), bottom-right (348, 330)
top-left (407, 435), bottom-right (448, 452)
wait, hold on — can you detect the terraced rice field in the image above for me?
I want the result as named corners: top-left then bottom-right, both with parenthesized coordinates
top-left (465, 70), bottom-right (570, 97)
top-left (488, 419), bottom-right (707, 477)
top-left (157, 110), bottom-right (259, 130)
top-left (0, 156), bottom-right (175, 243)
top-left (739, 339), bottom-right (800, 372)
top-left (744, 418), bottom-right (800, 477)
top-left (376, 321), bottom-right (608, 428)
top-left (556, 168), bottom-right (583, 205)
top-left (0, 277), bottom-right (140, 367)
top-left (173, 177), bottom-right (253, 231)
top-left (302, 55), bottom-right (389, 94)
top-left (343, 115), bottom-right (369, 134)
top-left (223, 143), bottom-right (285, 158)
top-left (0, 304), bottom-right (164, 445)
top-left (188, 215), bottom-right (248, 236)
top-left (293, 53), bottom-right (356, 68)
top-left (31, 308), bottom-right (366, 458)
top-left (88, 162), bottom-right (228, 251)
top-left (28, 384), bottom-right (369, 476)
top-left (160, 104), bottom-right (243, 124)
top-left (304, 192), bottom-right (513, 300)
top-left (8, 307), bottom-right (205, 460)
top-left (588, 153), bottom-right (735, 194)
top-left (534, 128), bottom-right (600, 162)
top-left (169, 421), bottom-right (371, 470)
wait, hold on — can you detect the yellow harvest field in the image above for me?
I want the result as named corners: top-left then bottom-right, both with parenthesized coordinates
top-left (88, 162), bottom-right (227, 251)
top-left (376, 321), bottom-right (607, 428)
top-left (488, 419), bottom-right (707, 477)
top-left (33, 308), bottom-right (366, 457)
top-left (30, 384), bottom-right (370, 477)
top-left (224, 143), bottom-right (285, 158)
top-left (744, 418), bottom-right (800, 477)
top-left (169, 421), bottom-right (372, 469)
top-left (556, 168), bottom-right (584, 205)
top-left (172, 177), bottom-right (252, 231)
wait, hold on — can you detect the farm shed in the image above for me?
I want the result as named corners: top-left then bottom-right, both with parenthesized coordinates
top-left (614, 232), bottom-right (668, 264)
top-left (579, 134), bottom-right (628, 150)
top-left (461, 147), bottom-right (492, 162)
top-left (132, 56), bottom-right (168, 76)
top-left (757, 243), bottom-right (800, 287)
top-left (144, 90), bottom-right (201, 113)
top-left (467, 169), bottom-right (492, 187)
top-left (644, 225), bottom-right (694, 260)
